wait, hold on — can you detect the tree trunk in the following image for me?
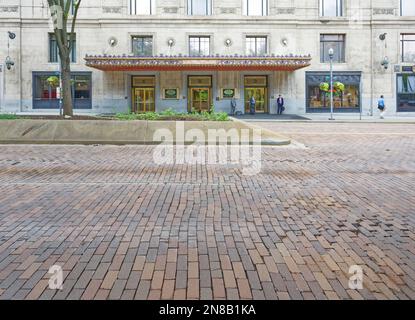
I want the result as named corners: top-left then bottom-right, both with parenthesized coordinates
top-left (60, 54), bottom-right (73, 117)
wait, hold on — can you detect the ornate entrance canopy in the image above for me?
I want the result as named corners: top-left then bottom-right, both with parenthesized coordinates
top-left (85, 54), bottom-right (312, 72)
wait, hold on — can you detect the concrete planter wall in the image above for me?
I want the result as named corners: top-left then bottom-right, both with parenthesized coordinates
top-left (0, 119), bottom-right (290, 145)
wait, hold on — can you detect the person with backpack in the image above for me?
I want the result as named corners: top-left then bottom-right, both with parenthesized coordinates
top-left (378, 95), bottom-right (386, 119)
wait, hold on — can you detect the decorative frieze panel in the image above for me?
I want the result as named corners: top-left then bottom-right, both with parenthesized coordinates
top-left (276, 8), bottom-right (295, 15)
top-left (373, 8), bottom-right (395, 15)
top-left (0, 6), bottom-right (18, 13)
top-left (220, 8), bottom-right (237, 14)
top-left (103, 6), bottom-right (122, 14)
top-left (163, 7), bottom-right (179, 14)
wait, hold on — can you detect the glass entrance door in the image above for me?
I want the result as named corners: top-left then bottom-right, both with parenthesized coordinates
top-left (189, 88), bottom-right (211, 112)
top-left (132, 88), bottom-right (155, 113)
top-left (245, 87), bottom-right (267, 113)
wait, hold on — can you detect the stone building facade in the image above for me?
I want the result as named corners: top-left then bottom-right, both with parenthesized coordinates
top-left (0, 0), bottom-right (415, 116)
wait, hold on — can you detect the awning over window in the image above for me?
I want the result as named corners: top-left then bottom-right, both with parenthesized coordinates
top-left (85, 54), bottom-right (312, 72)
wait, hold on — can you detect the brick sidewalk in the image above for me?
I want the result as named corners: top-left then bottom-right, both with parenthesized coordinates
top-left (0, 123), bottom-right (414, 300)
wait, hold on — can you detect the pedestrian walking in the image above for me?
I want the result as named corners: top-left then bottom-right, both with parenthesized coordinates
top-left (277, 95), bottom-right (285, 115)
top-left (378, 95), bottom-right (386, 119)
top-left (230, 97), bottom-right (237, 115)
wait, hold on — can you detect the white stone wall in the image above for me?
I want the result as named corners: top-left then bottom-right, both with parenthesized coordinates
top-left (0, 0), bottom-right (414, 114)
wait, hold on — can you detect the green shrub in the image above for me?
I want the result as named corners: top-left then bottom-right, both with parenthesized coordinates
top-left (0, 114), bottom-right (18, 120)
top-left (115, 110), bottom-right (229, 122)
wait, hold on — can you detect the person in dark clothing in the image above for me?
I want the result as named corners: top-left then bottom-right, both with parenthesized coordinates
top-left (230, 97), bottom-right (237, 115)
top-left (277, 95), bottom-right (285, 115)
top-left (249, 96), bottom-right (256, 115)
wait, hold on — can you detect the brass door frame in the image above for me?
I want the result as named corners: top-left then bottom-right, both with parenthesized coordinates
top-left (188, 88), bottom-right (211, 113)
top-left (132, 87), bottom-right (155, 113)
top-left (131, 75), bottom-right (156, 113)
top-left (187, 76), bottom-right (213, 112)
top-left (244, 87), bottom-right (268, 113)
top-left (244, 76), bottom-right (269, 114)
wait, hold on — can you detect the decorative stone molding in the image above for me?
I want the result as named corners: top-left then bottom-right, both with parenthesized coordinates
top-left (220, 8), bottom-right (237, 14)
top-left (0, 6), bottom-right (18, 13)
top-left (276, 8), bottom-right (295, 15)
top-left (373, 8), bottom-right (395, 15)
top-left (102, 6), bottom-right (122, 14)
top-left (163, 7), bottom-right (179, 14)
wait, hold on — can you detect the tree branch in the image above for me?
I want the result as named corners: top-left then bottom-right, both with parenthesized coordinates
top-left (69, 0), bottom-right (81, 51)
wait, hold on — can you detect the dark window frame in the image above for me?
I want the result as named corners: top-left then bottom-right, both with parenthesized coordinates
top-left (189, 36), bottom-right (211, 56)
top-left (397, 73), bottom-right (415, 112)
top-left (32, 71), bottom-right (92, 109)
top-left (320, 0), bottom-right (343, 17)
top-left (245, 36), bottom-right (268, 56)
top-left (320, 34), bottom-right (346, 63)
top-left (131, 36), bottom-right (153, 57)
top-left (49, 33), bottom-right (77, 63)
top-left (129, 0), bottom-right (153, 15)
top-left (245, 0), bottom-right (268, 16)
top-left (400, 34), bottom-right (415, 62)
top-left (187, 0), bottom-right (212, 15)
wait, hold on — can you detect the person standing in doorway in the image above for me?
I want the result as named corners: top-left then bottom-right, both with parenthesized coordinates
top-left (249, 95), bottom-right (256, 115)
top-left (230, 97), bottom-right (237, 115)
top-left (277, 94), bottom-right (285, 115)
top-left (378, 95), bottom-right (386, 119)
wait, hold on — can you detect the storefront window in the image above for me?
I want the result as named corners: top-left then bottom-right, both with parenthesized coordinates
top-left (33, 72), bottom-right (92, 109)
top-left (306, 72), bottom-right (361, 112)
top-left (397, 74), bottom-right (415, 112)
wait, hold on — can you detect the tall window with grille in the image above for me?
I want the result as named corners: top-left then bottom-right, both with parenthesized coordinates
top-left (401, 0), bottom-right (415, 16)
top-left (189, 36), bottom-right (210, 56)
top-left (132, 36), bottom-right (153, 56)
top-left (320, 0), bottom-right (343, 17)
top-left (49, 33), bottom-right (76, 63)
top-left (243, 0), bottom-right (268, 16)
top-left (320, 34), bottom-right (345, 63)
top-left (129, 0), bottom-right (155, 15)
top-left (187, 0), bottom-right (212, 15)
top-left (246, 36), bottom-right (267, 56)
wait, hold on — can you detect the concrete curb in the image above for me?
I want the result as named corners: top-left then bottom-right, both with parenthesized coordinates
top-left (230, 117), bottom-right (292, 145)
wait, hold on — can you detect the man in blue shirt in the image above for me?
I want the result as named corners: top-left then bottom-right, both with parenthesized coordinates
top-left (377, 95), bottom-right (386, 119)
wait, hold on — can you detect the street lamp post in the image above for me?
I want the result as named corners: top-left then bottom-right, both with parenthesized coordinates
top-left (328, 48), bottom-right (335, 121)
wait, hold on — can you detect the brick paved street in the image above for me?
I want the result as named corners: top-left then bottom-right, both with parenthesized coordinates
top-left (0, 122), bottom-right (414, 300)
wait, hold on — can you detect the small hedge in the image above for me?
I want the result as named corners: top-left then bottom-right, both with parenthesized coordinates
top-left (115, 108), bottom-right (229, 122)
top-left (0, 114), bottom-right (18, 120)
